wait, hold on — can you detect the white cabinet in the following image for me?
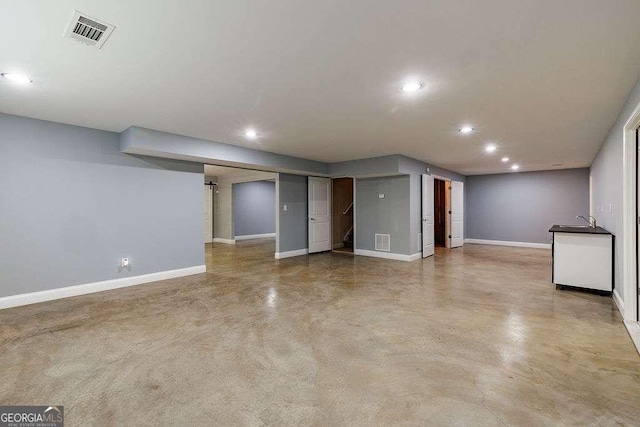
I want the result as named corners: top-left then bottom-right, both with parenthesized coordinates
top-left (552, 231), bottom-right (613, 292)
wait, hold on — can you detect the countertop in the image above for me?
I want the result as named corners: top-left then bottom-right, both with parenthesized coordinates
top-left (549, 225), bottom-right (612, 235)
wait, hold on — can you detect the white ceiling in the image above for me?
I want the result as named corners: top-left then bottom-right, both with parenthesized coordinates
top-left (2, 0), bottom-right (640, 175)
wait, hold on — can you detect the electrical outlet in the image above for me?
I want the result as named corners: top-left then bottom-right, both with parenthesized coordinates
top-left (283, 204), bottom-right (288, 211)
top-left (378, 193), bottom-right (385, 199)
top-left (121, 258), bottom-right (129, 268)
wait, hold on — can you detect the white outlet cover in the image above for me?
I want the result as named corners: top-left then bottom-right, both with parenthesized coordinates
top-left (378, 193), bottom-right (385, 199)
top-left (283, 204), bottom-right (288, 211)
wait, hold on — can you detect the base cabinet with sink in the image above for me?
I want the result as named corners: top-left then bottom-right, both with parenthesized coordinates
top-left (549, 225), bottom-right (614, 293)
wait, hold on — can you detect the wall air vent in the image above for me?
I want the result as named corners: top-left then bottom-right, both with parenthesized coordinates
top-left (375, 234), bottom-right (391, 252)
top-left (63, 11), bottom-right (115, 49)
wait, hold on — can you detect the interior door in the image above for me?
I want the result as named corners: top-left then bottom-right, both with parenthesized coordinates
top-left (308, 177), bottom-right (332, 253)
top-left (204, 184), bottom-right (213, 243)
top-left (451, 181), bottom-right (464, 248)
top-left (422, 174), bottom-right (435, 258)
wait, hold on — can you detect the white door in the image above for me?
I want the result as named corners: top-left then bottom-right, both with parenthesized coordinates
top-left (204, 185), bottom-right (213, 243)
top-left (422, 174), bottom-right (435, 258)
top-left (451, 181), bottom-right (464, 248)
top-left (308, 177), bottom-right (332, 253)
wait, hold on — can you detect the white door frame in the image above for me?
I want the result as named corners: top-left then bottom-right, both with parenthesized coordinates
top-left (422, 174), bottom-right (435, 258)
top-left (433, 176), bottom-right (453, 249)
top-left (622, 100), bottom-right (640, 322)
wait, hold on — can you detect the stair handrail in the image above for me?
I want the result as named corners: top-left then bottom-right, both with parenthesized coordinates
top-left (342, 202), bottom-right (353, 215)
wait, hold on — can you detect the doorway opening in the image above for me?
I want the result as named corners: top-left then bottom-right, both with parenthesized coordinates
top-left (433, 178), bottom-right (451, 249)
top-left (434, 179), bottom-right (447, 248)
top-left (332, 177), bottom-right (354, 254)
top-left (204, 164), bottom-right (278, 258)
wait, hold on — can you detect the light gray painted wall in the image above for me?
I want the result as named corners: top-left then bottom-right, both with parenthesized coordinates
top-left (355, 176), bottom-right (411, 255)
top-left (122, 126), bottom-right (328, 176)
top-left (277, 174), bottom-right (308, 253)
top-left (0, 113), bottom-right (204, 299)
top-left (466, 168), bottom-right (590, 244)
top-left (214, 181), bottom-right (233, 240)
top-left (398, 156), bottom-right (466, 254)
top-left (591, 77), bottom-right (640, 303)
top-left (233, 181), bottom-right (276, 237)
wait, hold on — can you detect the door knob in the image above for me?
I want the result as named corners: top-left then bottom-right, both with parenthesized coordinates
top-left (310, 217), bottom-right (316, 221)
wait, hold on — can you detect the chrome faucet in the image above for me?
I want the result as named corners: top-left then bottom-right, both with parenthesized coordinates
top-left (576, 215), bottom-right (597, 228)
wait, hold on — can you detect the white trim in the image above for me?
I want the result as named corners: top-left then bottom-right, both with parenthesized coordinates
top-left (623, 321), bottom-right (640, 355)
top-left (355, 249), bottom-right (422, 262)
top-left (622, 101), bottom-right (640, 322)
top-left (234, 233), bottom-right (276, 240)
top-left (614, 288), bottom-right (625, 314)
top-left (213, 238), bottom-right (236, 244)
top-left (275, 248), bottom-right (308, 259)
top-left (0, 265), bottom-right (207, 310)
top-left (464, 238), bottom-right (551, 250)
top-left (431, 174), bottom-right (452, 182)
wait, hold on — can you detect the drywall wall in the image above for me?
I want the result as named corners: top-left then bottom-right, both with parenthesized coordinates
top-left (214, 180), bottom-right (234, 241)
top-left (591, 77), bottom-right (640, 304)
top-left (466, 168), bottom-right (590, 244)
top-left (233, 180), bottom-right (276, 237)
top-left (277, 174), bottom-right (308, 254)
top-left (121, 126), bottom-right (328, 175)
top-left (0, 113), bottom-right (204, 299)
top-left (355, 175), bottom-right (411, 255)
top-left (398, 156), bottom-right (466, 255)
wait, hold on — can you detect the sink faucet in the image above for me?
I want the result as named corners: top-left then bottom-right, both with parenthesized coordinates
top-left (576, 215), bottom-right (597, 228)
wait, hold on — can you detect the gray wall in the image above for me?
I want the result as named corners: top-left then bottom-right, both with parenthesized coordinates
top-left (214, 181), bottom-right (233, 240)
top-left (0, 113), bottom-right (204, 299)
top-left (233, 181), bottom-right (276, 237)
top-left (355, 176), bottom-right (411, 255)
top-left (591, 77), bottom-right (640, 303)
top-left (277, 174), bottom-right (308, 253)
top-left (398, 156), bottom-right (466, 254)
top-left (466, 168), bottom-right (590, 244)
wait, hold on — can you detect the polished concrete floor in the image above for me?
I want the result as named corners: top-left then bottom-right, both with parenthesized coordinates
top-left (1, 240), bottom-right (639, 425)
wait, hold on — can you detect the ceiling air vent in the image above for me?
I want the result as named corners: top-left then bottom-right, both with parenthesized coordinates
top-left (375, 234), bottom-right (391, 252)
top-left (63, 11), bottom-right (115, 49)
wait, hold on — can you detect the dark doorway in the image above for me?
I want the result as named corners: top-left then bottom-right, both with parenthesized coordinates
top-left (332, 177), bottom-right (354, 254)
top-left (434, 179), bottom-right (447, 247)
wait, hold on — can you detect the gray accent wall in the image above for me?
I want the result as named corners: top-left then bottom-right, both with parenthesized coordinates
top-left (277, 174), bottom-right (308, 253)
top-left (466, 168), bottom-right (590, 244)
top-left (355, 176), bottom-right (411, 255)
top-left (590, 77), bottom-right (640, 304)
top-left (0, 113), bottom-right (204, 299)
top-left (233, 181), bottom-right (276, 237)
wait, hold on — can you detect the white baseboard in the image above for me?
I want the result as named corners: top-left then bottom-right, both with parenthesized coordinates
top-left (213, 238), bottom-right (236, 244)
top-left (613, 288), bottom-right (624, 314)
top-left (464, 238), bottom-right (551, 250)
top-left (354, 249), bottom-right (421, 262)
top-left (234, 233), bottom-right (276, 241)
top-left (275, 248), bottom-right (308, 259)
top-left (623, 321), bottom-right (640, 356)
top-left (0, 265), bottom-right (207, 310)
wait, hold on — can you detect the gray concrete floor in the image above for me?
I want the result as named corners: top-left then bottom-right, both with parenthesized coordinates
top-left (1, 239), bottom-right (639, 425)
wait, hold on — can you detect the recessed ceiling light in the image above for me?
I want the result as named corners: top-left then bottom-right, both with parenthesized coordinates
top-left (1, 73), bottom-right (32, 84)
top-left (485, 144), bottom-right (497, 153)
top-left (459, 126), bottom-right (474, 134)
top-left (501, 157), bottom-right (509, 162)
top-left (244, 129), bottom-right (258, 139)
top-left (401, 81), bottom-right (423, 93)
top-left (511, 164), bottom-right (520, 171)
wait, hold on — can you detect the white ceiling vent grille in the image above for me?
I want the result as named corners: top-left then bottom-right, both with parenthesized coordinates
top-left (375, 234), bottom-right (391, 252)
top-left (63, 11), bottom-right (115, 49)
